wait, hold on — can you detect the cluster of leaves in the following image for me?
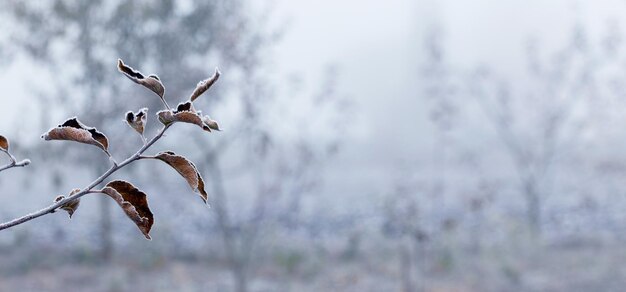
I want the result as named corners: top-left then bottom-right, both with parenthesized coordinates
top-left (36, 59), bottom-right (221, 239)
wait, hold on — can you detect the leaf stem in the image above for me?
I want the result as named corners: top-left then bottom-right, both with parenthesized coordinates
top-left (138, 155), bottom-right (156, 160)
top-left (0, 125), bottom-right (171, 231)
top-left (162, 98), bottom-right (171, 111)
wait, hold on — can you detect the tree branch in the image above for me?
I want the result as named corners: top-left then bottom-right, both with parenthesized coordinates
top-left (0, 149), bottom-right (30, 173)
top-left (0, 124), bottom-right (170, 231)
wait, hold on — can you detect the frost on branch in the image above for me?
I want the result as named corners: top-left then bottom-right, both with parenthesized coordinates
top-left (42, 117), bottom-right (110, 154)
top-left (153, 151), bottom-right (209, 203)
top-left (101, 180), bottom-right (154, 240)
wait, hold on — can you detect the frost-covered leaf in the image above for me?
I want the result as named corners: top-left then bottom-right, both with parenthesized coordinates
top-left (157, 110), bottom-right (209, 131)
top-left (117, 59), bottom-right (167, 106)
top-left (157, 101), bottom-right (219, 132)
top-left (0, 135), bottom-right (9, 152)
top-left (202, 116), bottom-right (221, 131)
top-left (101, 180), bottom-right (154, 240)
top-left (154, 151), bottom-right (208, 203)
top-left (54, 188), bottom-right (81, 218)
top-left (189, 68), bottom-right (220, 102)
top-left (125, 108), bottom-right (148, 135)
top-left (42, 117), bottom-right (109, 152)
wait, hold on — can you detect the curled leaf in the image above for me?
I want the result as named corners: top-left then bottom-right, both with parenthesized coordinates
top-left (157, 110), bottom-right (209, 131)
top-left (117, 59), bottom-right (167, 107)
top-left (157, 101), bottom-right (219, 132)
top-left (54, 188), bottom-right (81, 218)
top-left (154, 151), bottom-right (208, 203)
top-left (101, 180), bottom-right (154, 240)
top-left (202, 116), bottom-right (221, 131)
top-left (189, 68), bottom-right (221, 102)
top-left (125, 108), bottom-right (148, 135)
top-left (176, 101), bottom-right (195, 112)
top-left (0, 135), bottom-right (8, 151)
top-left (42, 117), bottom-right (109, 152)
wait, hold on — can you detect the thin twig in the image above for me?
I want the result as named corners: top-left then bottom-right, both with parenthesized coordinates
top-left (0, 124), bottom-right (170, 231)
top-left (0, 149), bottom-right (30, 173)
top-left (0, 160), bottom-right (30, 173)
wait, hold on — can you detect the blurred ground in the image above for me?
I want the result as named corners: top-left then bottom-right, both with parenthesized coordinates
top-left (2, 236), bottom-right (626, 292)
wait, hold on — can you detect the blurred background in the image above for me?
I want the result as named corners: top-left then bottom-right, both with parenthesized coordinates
top-left (3, 0), bottom-right (626, 291)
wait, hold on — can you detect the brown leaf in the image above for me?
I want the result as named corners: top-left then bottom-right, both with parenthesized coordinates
top-left (117, 59), bottom-right (167, 105)
top-left (154, 151), bottom-right (208, 203)
top-left (0, 135), bottom-right (9, 152)
top-left (42, 117), bottom-right (109, 152)
top-left (189, 68), bottom-right (221, 102)
top-left (102, 180), bottom-right (154, 240)
top-left (125, 108), bottom-right (148, 135)
top-left (54, 188), bottom-right (81, 218)
top-left (157, 110), bottom-right (209, 131)
top-left (157, 101), bottom-right (219, 133)
top-left (202, 116), bottom-right (221, 131)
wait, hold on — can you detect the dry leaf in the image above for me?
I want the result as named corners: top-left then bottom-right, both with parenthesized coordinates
top-left (102, 180), bottom-right (154, 240)
top-left (189, 68), bottom-right (220, 102)
top-left (54, 188), bottom-right (81, 218)
top-left (157, 110), bottom-right (210, 132)
top-left (42, 117), bottom-right (109, 152)
top-left (125, 108), bottom-right (148, 135)
top-left (117, 59), bottom-right (167, 105)
top-left (154, 151), bottom-right (208, 203)
top-left (176, 101), bottom-right (195, 112)
top-left (0, 135), bottom-right (9, 152)
top-left (157, 101), bottom-right (219, 132)
top-left (202, 116), bottom-right (221, 131)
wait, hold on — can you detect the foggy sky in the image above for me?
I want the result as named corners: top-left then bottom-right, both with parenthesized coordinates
top-left (269, 0), bottom-right (626, 209)
top-left (2, 0), bottom-right (626, 209)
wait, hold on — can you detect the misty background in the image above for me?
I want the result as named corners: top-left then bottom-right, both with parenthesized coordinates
top-left (2, 0), bottom-right (626, 291)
